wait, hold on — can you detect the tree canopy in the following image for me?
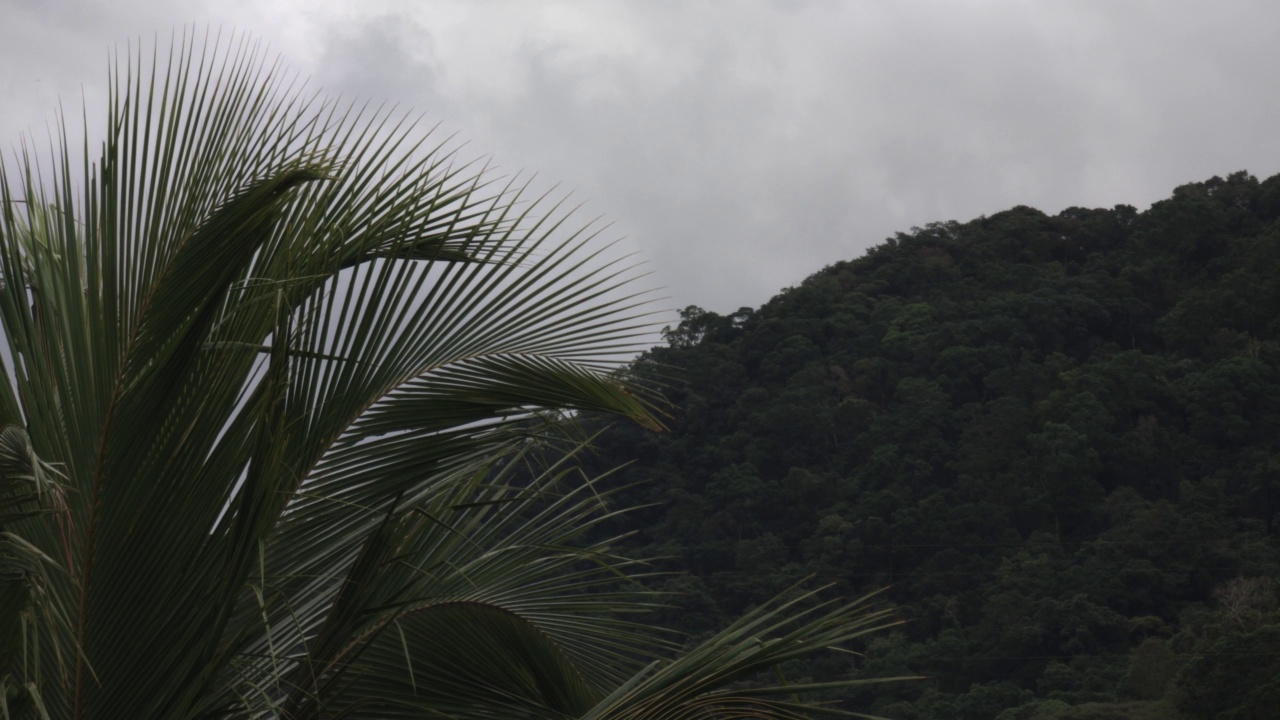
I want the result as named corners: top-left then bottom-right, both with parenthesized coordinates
top-left (586, 171), bottom-right (1280, 720)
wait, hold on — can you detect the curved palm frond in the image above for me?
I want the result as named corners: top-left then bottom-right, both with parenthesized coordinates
top-left (0, 30), bottom-right (899, 720)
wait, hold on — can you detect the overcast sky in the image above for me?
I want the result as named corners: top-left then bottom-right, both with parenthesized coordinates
top-left (5, 0), bottom-right (1280, 315)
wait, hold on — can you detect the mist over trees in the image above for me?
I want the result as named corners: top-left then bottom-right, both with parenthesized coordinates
top-left (584, 170), bottom-right (1280, 720)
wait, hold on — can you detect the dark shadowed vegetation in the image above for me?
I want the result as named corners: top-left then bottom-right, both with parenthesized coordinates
top-left (585, 170), bottom-right (1280, 719)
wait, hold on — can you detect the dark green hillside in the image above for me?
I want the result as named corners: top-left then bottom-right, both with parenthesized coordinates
top-left (587, 171), bottom-right (1280, 719)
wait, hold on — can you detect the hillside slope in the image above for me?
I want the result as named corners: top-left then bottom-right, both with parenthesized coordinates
top-left (586, 171), bottom-right (1280, 719)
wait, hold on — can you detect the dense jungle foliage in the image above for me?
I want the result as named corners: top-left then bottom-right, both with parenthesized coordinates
top-left (584, 171), bottom-right (1280, 719)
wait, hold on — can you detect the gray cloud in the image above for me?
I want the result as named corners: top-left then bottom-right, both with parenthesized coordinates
top-left (7, 0), bottom-right (1280, 315)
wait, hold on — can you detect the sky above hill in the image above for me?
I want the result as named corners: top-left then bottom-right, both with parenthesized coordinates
top-left (4, 0), bottom-right (1279, 315)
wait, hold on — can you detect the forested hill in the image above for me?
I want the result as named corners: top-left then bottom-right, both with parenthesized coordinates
top-left (584, 171), bottom-right (1280, 720)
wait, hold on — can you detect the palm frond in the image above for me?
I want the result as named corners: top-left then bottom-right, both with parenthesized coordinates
top-left (0, 29), bottom-right (901, 720)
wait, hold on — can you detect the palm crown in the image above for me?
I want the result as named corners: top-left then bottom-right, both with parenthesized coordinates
top-left (0, 32), bottom-right (897, 720)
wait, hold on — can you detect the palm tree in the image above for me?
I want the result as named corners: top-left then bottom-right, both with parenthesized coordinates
top-left (0, 31), bottom-right (898, 720)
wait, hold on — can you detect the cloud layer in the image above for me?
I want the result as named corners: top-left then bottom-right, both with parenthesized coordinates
top-left (6, 1), bottom-right (1280, 313)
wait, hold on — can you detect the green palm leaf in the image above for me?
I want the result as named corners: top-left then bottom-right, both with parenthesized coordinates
top-left (0, 30), bottom-right (900, 720)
